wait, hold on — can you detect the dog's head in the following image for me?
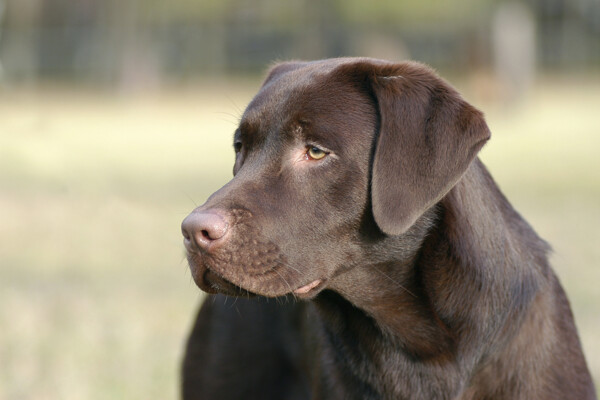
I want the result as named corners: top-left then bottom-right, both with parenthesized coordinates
top-left (182, 58), bottom-right (490, 298)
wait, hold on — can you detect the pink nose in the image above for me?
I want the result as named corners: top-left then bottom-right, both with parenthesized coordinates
top-left (181, 211), bottom-right (229, 251)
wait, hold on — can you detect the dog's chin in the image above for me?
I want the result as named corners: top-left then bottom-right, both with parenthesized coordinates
top-left (191, 266), bottom-right (256, 298)
top-left (190, 262), bottom-right (327, 299)
top-left (206, 270), bottom-right (258, 297)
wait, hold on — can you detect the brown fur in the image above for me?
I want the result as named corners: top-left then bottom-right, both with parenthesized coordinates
top-left (181, 58), bottom-right (596, 399)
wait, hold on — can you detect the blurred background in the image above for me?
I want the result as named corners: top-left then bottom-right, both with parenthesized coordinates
top-left (0, 0), bottom-right (598, 398)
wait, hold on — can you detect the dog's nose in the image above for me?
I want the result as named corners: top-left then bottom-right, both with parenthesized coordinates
top-left (182, 211), bottom-right (229, 251)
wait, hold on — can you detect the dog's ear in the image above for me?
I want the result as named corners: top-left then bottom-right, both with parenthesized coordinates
top-left (351, 61), bottom-right (490, 235)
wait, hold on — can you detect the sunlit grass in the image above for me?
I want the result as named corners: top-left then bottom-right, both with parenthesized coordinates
top-left (1, 77), bottom-right (598, 398)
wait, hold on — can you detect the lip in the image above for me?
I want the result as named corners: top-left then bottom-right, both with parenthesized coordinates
top-left (187, 259), bottom-right (215, 294)
top-left (187, 252), bottom-right (327, 299)
top-left (294, 279), bottom-right (322, 294)
top-left (292, 279), bottom-right (327, 299)
top-left (201, 266), bottom-right (327, 299)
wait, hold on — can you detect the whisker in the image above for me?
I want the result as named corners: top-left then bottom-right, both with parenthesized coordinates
top-left (230, 296), bottom-right (239, 309)
top-left (274, 261), bottom-right (304, 277)
top-left (223, 94), bottom-right (244, 116)
top-left (215, 110), bottom-right (240, 118)
top-left (217, 117), bottom-right (239, 126)
top-left (214, 111), bottom-right (241, 125)
top-left (371, 266), bottom-right (417, 298)
top-left (181, 191), bottom-right (199, 208)
top-left (273, 268), bottom-right (298, 301)
top-left (180, 256), bottom-right (189, 268)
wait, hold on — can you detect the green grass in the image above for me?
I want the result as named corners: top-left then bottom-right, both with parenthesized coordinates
top-left (1, 78), bottom-right (598, 398)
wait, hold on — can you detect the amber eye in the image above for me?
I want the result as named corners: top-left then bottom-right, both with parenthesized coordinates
top-left (307, 146), bottom-right (327, 160)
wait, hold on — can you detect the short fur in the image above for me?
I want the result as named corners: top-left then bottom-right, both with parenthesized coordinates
top-left (181, 58), bottom-right (596, 400)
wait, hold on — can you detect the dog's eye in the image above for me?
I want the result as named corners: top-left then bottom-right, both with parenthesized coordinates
top-left (307, 146), bottom-right (327, 160)
top-left (233, 142), bottom-right (242, 153)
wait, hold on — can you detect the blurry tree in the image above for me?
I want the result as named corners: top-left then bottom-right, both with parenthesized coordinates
top-left (336, 0), bottom-right (490, 24)
top-left (1, 0), bottom-right (42, 82)
top-left (0, 0), bottom-right (597, 85)
top-left (530, 0), bottom-right (600, 69)
top-left (492, 2), bottom-right (536, 100)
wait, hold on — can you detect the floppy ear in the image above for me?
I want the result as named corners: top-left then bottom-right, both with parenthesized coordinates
top-left (365, 61), bottom-right (491, 235)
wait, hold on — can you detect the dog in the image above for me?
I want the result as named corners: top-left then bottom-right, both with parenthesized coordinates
top-left (180, 58), bottom-right (596, 399)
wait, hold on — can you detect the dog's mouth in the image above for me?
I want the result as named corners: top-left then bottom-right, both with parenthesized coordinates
top-left (184, 209), bottom-right (329, 299)
top-left (202, 269), bottom-right (257, 297)
top-left (292, 279), bottom-right (324, 299)
top-left (191, 259), bottom-right (326, 299)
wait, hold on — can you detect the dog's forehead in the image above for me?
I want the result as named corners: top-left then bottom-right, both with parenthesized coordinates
top-left (242, 65), bottom-right (329, 123)
top-left (240, 60), bottom-right (371, 136)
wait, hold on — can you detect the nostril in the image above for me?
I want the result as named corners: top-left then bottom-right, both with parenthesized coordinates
top-left (181, 211), bottom-right (229, 250)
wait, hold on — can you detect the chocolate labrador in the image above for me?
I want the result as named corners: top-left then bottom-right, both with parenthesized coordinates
top-left (181, 58), bottom-right (596, 399)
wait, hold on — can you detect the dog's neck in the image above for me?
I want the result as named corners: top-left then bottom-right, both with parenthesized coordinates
top-left (313, 161), bottom-right (550, 394)
top-left (323, 208), bottom-right (456, 361)
top-left (322, 161), bottom-right (547, 355)
top-left (316, 248), bottom-right (454, 360)
top-left (311, 242), bottom-right (461, 397)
